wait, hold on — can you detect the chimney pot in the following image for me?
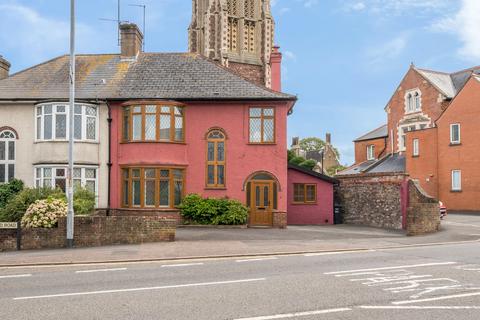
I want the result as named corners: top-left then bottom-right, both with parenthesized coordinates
top-left (120, 23), bottom-right (144, 58)
top-left (0, 55), bottom-right (11, 80)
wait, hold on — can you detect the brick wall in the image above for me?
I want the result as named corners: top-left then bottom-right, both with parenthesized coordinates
top-left (96, 208), bottom-right (182, 223)
top-left (0, 216), bottom-right (176, 251)
top-left (354, 137), bottom-right (387, 164)
top-left (406, 180), bottom-right (440, 236)
top-left (336, 173), bottom-right (408, 230)
top-left (228, 62), bottom-right (265, 87)
top-left (405, 127), bottom-right (438, 198)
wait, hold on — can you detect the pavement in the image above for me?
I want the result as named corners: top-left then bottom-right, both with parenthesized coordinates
top-left (1, 241), bottom-right (480, 319)
top-left (0, 213), bottom-right (479, 267)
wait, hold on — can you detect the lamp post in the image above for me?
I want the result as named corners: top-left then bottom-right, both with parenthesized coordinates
top-left (67, 0), bottom-right (76, 248)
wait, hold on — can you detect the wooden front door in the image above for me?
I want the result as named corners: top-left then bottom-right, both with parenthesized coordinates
top-left (249, 181), bottom-right (274, 226)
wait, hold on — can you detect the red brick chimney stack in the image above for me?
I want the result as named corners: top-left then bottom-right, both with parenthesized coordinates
top-left (0, 56), bottom-right (11, 80)
top-left (270, 46), bottom-right (282, 92)
top-left (120, 23), bottom-right (144, 58)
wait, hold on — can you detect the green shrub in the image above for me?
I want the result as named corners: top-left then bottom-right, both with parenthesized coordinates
top-left (179, 194), bottom-right (248, 225)
top-left (299, 159), bottom-right (317, 170)
top-left (289, 156), bottom-right (306, 166)
top-left (0, 187), bottom-right (64, 222)
top-left (21, 197), bottom-right (67, 228)
top-left (73, 187), bottom-right (96, 216)
top-left (0, 179), bottom-right (24, 209)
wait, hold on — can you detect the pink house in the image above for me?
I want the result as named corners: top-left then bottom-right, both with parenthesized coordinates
top-left (105, 24), bottom-right (296, 227)
top-left (287, 164), bottom-right (337, 225)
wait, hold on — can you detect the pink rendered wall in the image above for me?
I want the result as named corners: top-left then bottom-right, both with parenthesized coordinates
top-left (287, 168), bottom-right (334, 225)
top-left (110, 101), bottom-right (292, 211)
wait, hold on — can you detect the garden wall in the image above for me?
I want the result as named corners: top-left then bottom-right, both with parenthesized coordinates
top-left (0, 216), bottom-right (176, 251)
top-left (336, 173), bottom-right (440, 235)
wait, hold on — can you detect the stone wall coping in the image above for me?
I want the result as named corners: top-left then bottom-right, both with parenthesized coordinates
top-left (336, 172), bottom-right (409, 179)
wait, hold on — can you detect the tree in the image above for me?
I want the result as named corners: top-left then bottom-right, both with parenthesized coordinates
top-left (289, 156), bottom-right (306, 166)
top-left (299, 159), bottom-right (316, 171)
top-left (299, 137), bottom-right (340, 159)
top-left (326, 165), bottom-right (347, 177)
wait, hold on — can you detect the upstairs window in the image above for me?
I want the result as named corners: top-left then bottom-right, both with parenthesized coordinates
top-left (450, 124), bottom-right (460, 144)
top-left (122, 104), bottom-right (184, 143)
top-left (413, 138), bottom-right (419, 156)
top-left (36, 103), bottom-right (98, 142)
top-left (0, 130), bottom-right (16, 183)
top-left (405, 89), bottom-right (422, 113)
top-left (451, 170), bottom-right (462, 191)
top-left (366, 145), bottom-right (375, 160)
top-left (249, 107), bottom-right (275, 144)
top-left (206, 129), bottom-right (226, 188)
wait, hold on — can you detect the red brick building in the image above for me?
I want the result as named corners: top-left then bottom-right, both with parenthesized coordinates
top-left (341, 65), bottom-right (480, 211)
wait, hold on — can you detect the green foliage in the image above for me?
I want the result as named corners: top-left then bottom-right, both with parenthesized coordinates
top-left (179, 194), bottom-right (248, 225)
top-left (0, 187), bottom-right (64, 222)
top-left (287, 149), bottom-right (296, 162)
top-left (73, 187), bottom-right (96, 216)
top-left (299, 159), bottom-right (317, 170)
top-left (0, 179), bottom-right (24, 209)
top-left (21, 197), bottom-right (67, 228)
top-left (327, 165), bottom-right (347, 177)
top-left (289, 156), bottom-right (306, 166)
top-left (299, 137), bottom-right (340, 159)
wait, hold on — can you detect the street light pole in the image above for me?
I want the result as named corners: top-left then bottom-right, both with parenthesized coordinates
top-left (67, 0), bottom-right (76, 248)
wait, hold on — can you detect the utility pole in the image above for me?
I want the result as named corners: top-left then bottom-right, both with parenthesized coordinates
top-left (67, 0), bottom-right (76, 248)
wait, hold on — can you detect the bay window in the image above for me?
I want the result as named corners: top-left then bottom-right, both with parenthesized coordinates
top-left (122, 167), bottom-right (184, 209)
top-left (122, 104), bottom-right (185, 143)
top-left (35, 166), bottom-right (98, 194)
top-left (36, 103), bottom-right (98, 141)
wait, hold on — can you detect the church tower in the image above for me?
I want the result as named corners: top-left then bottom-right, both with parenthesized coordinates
top-left (189, 0), bottom-right (275, 88)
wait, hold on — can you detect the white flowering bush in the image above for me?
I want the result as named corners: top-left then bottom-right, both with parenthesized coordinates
top-left (21, 198), bottom-right (67, 228)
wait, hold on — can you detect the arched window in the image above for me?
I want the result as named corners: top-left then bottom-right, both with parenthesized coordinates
top-left (407, 93), bottom-right (413, 112)
top-left (0, 130), bottom-right (16, 183)
top-left (206, 129), bottom-right (226, 188)
top-left (414, 92), bottom-right (421, 111)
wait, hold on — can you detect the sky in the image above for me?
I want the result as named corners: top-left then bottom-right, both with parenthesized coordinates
top-left (1, 0), bottom-right (479, 165)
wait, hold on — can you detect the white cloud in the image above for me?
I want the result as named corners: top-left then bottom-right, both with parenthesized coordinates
top-left (283, 50), bottom-right (297, 61)
top-left (430, 0), bottom-right (480, 61)
top-left (0, 3), bottom-right (108, 70)
top-left (366, 33), bottom-right (409, 66)
top-left (345, 0), bottom-right (450, 15)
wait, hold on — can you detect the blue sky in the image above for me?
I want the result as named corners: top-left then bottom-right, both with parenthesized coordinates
top-left (1, 0), bottom-right (479, 164)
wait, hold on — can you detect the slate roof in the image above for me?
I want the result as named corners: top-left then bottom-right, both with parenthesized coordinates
top-left (354, 124), bottom-right (388, 142)
top-left (335, 160), bottom-right (376, 176)
top-left (415, 66), bottom-right (480, 99)
top-left (0, 53), bottom-right (296, 101)
top-left (288, 163), bottom-right (338, 184)
top-left (367, 153), bottom-right (405, 174)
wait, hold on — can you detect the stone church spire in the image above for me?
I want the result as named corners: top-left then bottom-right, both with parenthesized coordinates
top-left (189, 0), bottom-right (275, 88)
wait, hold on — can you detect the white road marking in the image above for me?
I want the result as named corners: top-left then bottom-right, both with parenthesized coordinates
top-left (236, 257), bottom-right (278, 263)
top-left (13, 278), bottom-right (266, 300)
top-left (233, 308), bottom-right (352, 320)
top-left (304, 250), bottom-right (375, 257)
top-left (0, 274), bottom-right (32, 279)
top-left (324, 262), bottom-right (457, 275)
top-left (444, 221), bottom-right (480, 228)
top-left (392, 291), bottom-right (480, 305)
top-left (359, 306), bottom-right (480, 310)
top-left (75, 268), bottom-right (127, 274)
top-left (161, 263), bottom-right (204, 268)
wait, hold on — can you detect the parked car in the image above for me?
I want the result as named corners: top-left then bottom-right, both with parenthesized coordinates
top-left (439, 201), bottom-right (447, 219)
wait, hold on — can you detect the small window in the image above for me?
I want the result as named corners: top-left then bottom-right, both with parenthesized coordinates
top-left (413, 139), bottom-right (419, 156)
top-left (450, 124), bottom-right (460, 144)
top-left (405, 89), bottom-right (421, 113)
top-left (451, 170), bottom-right (461, 191)
top-left (366, 145), bottom-right (375, 160)
top-left (249, 107), bottom-right (275, 143)
top-left (293, 183), bottom-right (317, 204)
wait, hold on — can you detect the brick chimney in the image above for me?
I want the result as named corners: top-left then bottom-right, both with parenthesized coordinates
top-left (326, 133), bottom-right (331, 144)
top-left (120, 23), bottom-right (143, 58)
top-left (270, 46), bottom-right (282, 92)
top-left (0, 56), bottom-right (11, 80)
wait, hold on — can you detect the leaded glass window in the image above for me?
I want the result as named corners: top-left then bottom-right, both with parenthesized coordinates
top-left (206, 129), bottom-right (226, 188)
top-left (0, 130), bottom-right (16, 183)
top-left (249, 107), bottom-right (275, 143)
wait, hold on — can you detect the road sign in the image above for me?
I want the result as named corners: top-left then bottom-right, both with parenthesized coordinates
top-left (0, 222), bottom-right (18, 229)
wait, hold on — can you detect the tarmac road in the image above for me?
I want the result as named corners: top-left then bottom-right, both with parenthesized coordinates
top-left (1, 241), bottom-right (480, 320)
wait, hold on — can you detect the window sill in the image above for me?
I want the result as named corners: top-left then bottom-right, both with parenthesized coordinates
top-left (204, 187), bottom-right (227, 190)
top-left (120, 140), bottom-right (186, 145)
top-left (412, 155), bottom-right (420, 158)
top-left (449, 143), bottom-right (461, 147)
top-left (291, 202), bottom-right (317, 205)
top-left (247, 142), bottom-right (277, 145)
top-left (450, 190), bottom-right (462, 193)
top-left (34, 140), bottom-right (99, 144)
